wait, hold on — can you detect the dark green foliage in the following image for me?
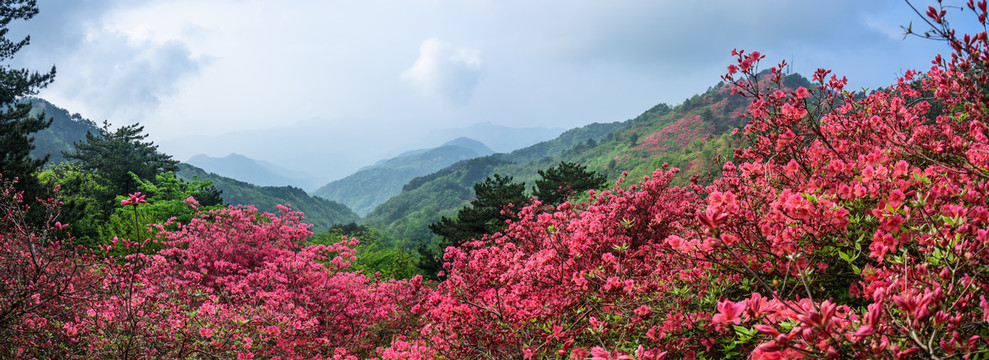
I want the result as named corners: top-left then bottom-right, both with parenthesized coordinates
top-left (309, 223), bottom-right (417, 279)
top-left (363, 156), bottom-right (514, 245)
top-left (533, 161), bottom-right (606, 206)
top-left (417, 174), bottom-right (528, 279)
top-left (0, 0), bottom-right (56, 201)
top-left (63, 122), bottom-right (179, 199)
top-left (100, 172), bottom-right (224, 250)
top-left (37, 163), bottom-right (106, 246)
top-left (27, 97), bottom-right (99, 166)
top-left (176, 163), bottom-right (360, 231)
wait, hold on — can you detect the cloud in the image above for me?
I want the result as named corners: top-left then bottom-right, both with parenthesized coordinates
top-left (54, 31), bottom-right (206, 121)
top-left (402, 38), bottom-right (484, 105)
top-left (10, 0), bottom-right (205, 123)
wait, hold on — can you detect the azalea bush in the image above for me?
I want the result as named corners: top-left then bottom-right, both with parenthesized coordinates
top-left (2, 182), bottom-right (426, 358)
top-left (379, 2), bottom-right (989, 359)
top-left (0, 175), bottom-right (102, 358)
top-left (75, 203), bottom-right (428, 359)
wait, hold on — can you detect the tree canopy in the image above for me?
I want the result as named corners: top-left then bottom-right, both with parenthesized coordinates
top-left (63, 122), bottom-right (179, 199)
top-left (417, 173), bottom-right (528, 278)
top-left (0, 0), bottom-right (56, 200)
top-left (532, 161), bottom-right (607, 206)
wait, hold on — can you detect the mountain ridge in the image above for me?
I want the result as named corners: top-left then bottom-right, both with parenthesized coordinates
top-left (313, 137), bottom-right (495, 216)
top-left (186, 153), bottom-right (322, 191)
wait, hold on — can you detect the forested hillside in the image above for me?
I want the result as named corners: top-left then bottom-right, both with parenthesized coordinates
top-left (361, 73), bottom-right (800, 244)
top-left (177, 163), bottom-right (360, 230)
top-left (314, 137), bottom-right (494, 216)
top-left (27, 97), bottom-right (101, 165)
top-left (362, 121), bottom-right (621, 242)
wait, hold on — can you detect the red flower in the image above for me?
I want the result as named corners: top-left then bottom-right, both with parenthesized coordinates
top-left (712, 299), bottom-right (745, 325)
top-left (120, 192), bottom-right (147, 206)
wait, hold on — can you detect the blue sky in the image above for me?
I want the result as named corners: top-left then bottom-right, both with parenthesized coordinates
top-left (8, 0), bottom-right (968, 179)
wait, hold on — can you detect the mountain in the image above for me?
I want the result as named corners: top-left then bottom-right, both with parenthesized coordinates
top-left (176, 163), bottom-right (360, 231)
top-left (361, 74), bottom-right (813, 244)
top-left (26, 97), bottom-right (101, 166)
top-left (158, 119), bottom-right (564, 185)
top-left (361, 122), bottom-right (622, 242)
top-left (313, 137), bottom-right (495, 216)
top-left (426, 122), bottom-right (566, 153)
top-left (186, 153), bottom-right (322, 191)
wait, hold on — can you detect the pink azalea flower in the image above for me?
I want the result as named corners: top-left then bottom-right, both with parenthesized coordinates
top-left (712, 299), bottom-right (746, 325)
top-left (120, 192), bottom-right (147, 206)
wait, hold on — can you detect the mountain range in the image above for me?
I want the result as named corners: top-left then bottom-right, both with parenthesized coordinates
top-left (312, 137), bottom-right (494, 216)
top-left (158, 118), bottom-right (565, 185)
top-left (186, 153), bottom-right (323, 191)
top-left (175, 163), bottom-right (359, 230)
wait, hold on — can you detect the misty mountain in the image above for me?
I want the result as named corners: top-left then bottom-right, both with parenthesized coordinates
top-left (362, 122), bottom-right (621, 242)
top-left (186, 153), bottom-right (322, 191)
top-left (313, 137), bottom-right (494, 216)
top-left (176, 163), bottom-right (359, 230)
top-left (426, 122), bottom-right (566, 153)
top-left (26, 97), bottom-right (101, 166)
top-left (158, 119), bottom-right (564, 185)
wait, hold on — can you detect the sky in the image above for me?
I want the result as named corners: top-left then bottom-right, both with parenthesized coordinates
top-left (7, 0), bottom-right (968, 181)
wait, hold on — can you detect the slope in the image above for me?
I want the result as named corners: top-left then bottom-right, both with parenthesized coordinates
top-left (313, 137), bottom-right (494, 216)
top-left (26, 97), bottom-right (101, 166)
top-left (361, 122), bottom-right (622, 243)
top-left (177, 163), bottom-right (360, 230)
top-left (186, 153), bottom-right (321, 191)
top-left (362, 73), bottom-right (813, 244)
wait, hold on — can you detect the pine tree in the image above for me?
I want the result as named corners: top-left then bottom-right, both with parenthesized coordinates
top-left (417, 174), bottom-right (529, 279)
top-left (533, 161), bottom-right (606, 206)
top-left (63, 122), bottom-right (179, 201)
top-left (0, 0), bottom-right (56, 200)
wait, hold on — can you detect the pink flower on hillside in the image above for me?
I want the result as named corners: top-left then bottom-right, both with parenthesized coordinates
top-left (199, 327), bottom-right (213, 338)
top-left (120, 192), bottom-right (147, 206)
top-left (712, 299), bottom-right (745, 325)
top-left (794, 86), bottom-right (809, 99)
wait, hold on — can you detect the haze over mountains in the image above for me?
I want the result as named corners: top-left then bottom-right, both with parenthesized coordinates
top-left (313, 137), bottom-right (494, 216)
top-left (186, 153), bottom-right (323, 191)
top-left (164, 119), bottom-right (565, 186)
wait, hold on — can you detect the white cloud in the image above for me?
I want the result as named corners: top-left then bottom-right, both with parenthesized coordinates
top-left (401, 38), bottom-right (484, 105)
top-left (46, 29), bottom-right (205, 123)
top-left (14, 0), bottom-right (205, 124)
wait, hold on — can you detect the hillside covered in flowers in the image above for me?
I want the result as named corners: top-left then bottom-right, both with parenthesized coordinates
top-left (5, 1), bottom-right (989, 359)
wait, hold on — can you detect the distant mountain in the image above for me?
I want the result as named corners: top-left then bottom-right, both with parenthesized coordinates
top-left (176, 163), bottom-right (359, 231)
top-left (186, 153), bottom-right (321, 191)
top-left (428, 122), bottom-right (566, 153)
top-left (159, 119), bottom-right (565, 185)
top-left (26, 97), bottom-right (101, 166)
top-left (362, 74), bottom-right (814, 244)
top-left (313, 137), bottom-right (494, 216)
